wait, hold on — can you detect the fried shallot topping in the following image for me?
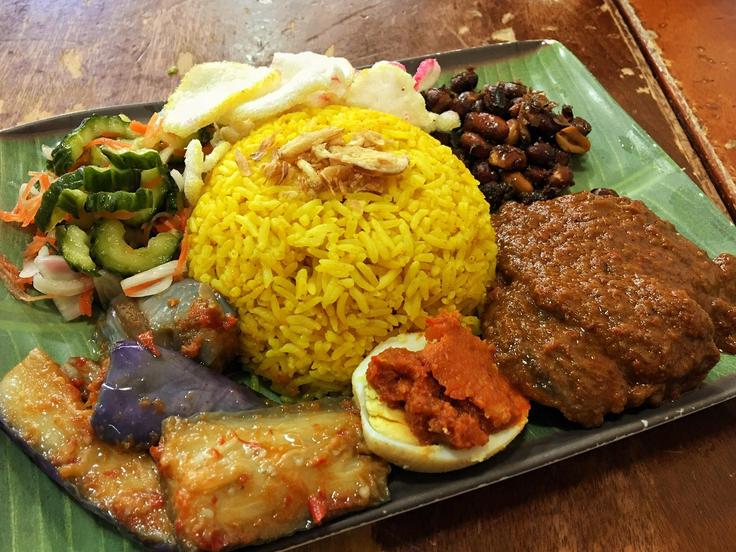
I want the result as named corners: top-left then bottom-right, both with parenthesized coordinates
top-left (251, 134), bottom-right (274, 161)
top-left (262, 127), bottom-right (409, 196)
top-left (234, 148), bottom-right (252, 176)
top-left (277, 127), bottom-right (343, 159)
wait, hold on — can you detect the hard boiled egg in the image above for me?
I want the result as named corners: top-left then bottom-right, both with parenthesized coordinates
top-left (352, 333), bottom-right (528, 473)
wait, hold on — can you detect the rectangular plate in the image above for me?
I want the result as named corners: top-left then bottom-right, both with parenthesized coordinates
top-left (1, 40), bottom-right (735, 552)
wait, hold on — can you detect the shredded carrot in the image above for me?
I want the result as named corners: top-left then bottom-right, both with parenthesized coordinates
top-left (146, 112), bottom-right (160, 128)
top-left (154, 207), bottom-right (190, 234)
top-left (35, 173), bottom-right (53, 192)
top-left (79, 288), bottom-right (94, 317)
top-left (23, 234), bottom-right (56, 259)
top-left (180, 207), bottom-right (191, 225)
top-left (142, 112), bottom-right (164, 148)
top-left (173, 232), bottom-right (190, 281)
top-left (153, 216), bottom-right (178, 233)
top-left (124, 277), bottom-right (165, 297)
top-left (39, 172), bottom-right (52, 191)
top-left (67, 150), bottom-right (92, 172)
top-left (0, 211), bottom-right (24, 224)
top-left (24, 198), bottom-right (43, 225)
top-left (0, 172), bottom-right (54, 227)
top-left (173, 148), bottom-right (186, 157)
top-left (16, 173), bottom-right (40, 205)
top-left (87, 137), bottom-right (132, 150)
top-left (142, 175), bottom-right (163, 189)
top-left (129, 120), bottom-right (148, 135)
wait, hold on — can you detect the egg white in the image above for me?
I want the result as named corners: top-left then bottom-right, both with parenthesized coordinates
top-left (352, 333), bottom-right (527, 473)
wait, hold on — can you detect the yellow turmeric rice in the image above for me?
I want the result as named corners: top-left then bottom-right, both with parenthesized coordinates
top-left (187, 105), bottom-right (496, 395)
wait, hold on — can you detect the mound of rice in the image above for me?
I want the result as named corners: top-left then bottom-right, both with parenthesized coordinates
top-left (188, 105), bottom-right (496, 395)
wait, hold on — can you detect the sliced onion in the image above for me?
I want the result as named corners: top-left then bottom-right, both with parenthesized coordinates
top-left (412, 58), bottom-right (441, 91)
top-left (37, 245), bottom-right (50, 258)
top-left (33, 272), bottom-right (93, 297)
top-left (35, 255), bottom-right (79, 281)
top-left (53, 295), bottom-right (83, 321)
top-left (18, 259), bottom-right (40, 279)
top-left (170, 169), bottom-right (184, 191)
top-left (41, 144), bottom-right (54, 161)
top-left (125, 276), bottom-right (174, 297)
top-left (159, 145), bottom-right (175, 164)
top-left (121, 261), bottom-right (178, 298)
top-left (122, 261), bottom-right (178, 288)
top-left (124, 275), bottom-right (173, 298)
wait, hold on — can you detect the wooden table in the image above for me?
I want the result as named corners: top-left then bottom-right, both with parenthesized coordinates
top-left (1, 0), bottom-right (735, 550)
top-left (622, 0), bottom-right (736, 217)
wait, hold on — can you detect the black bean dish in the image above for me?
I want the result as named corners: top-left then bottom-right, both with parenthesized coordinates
top-left (424, 68), bottom-right (593, 210)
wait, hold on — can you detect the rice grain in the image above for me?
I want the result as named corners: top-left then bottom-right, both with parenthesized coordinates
top-left (188, 106), bottom-right (496, 395)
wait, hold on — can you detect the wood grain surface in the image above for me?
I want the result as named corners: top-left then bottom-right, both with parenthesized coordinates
top-left (1, 1), bottom-right (735, 551)
top-left (618, 0), bottom-right (736, 218)
top-left (0, 0), bottom-right (728, 213)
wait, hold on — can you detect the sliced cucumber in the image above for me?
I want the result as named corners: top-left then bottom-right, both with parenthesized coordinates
top-left (124, 169), bottom-right (172, 226)
top-left (57, 188), bottom-right (88, 218)
top-left (48, 114), bottom-right (136, 175)
top-left (36, 166), bottom-right (143, 231)
top-left (165, 174), bottom-right (184, 213)
top-left (91, 219), bottom-right (181, 276)
top-left (36, 162), bottom-right (178, 232)
top-left (140, 167), bottom-right (163, 186)
top-left (35, 170), bottom-right (85, 232)
top-left (100, 147), bottom-right (162, 170)
top-left (124, 188), bottom-right (165, 226)
top-left (56, 224), bottom-right (98, 275)
top-left (89, 146), bottom-right (111, 167)
top-left (85, 188), bottom-right (153, 213)
top-left (80, 165), bottom-right (140, 193)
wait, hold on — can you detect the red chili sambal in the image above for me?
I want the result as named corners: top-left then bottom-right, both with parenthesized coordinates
top-left (366, 311), bottom-right (529, 449)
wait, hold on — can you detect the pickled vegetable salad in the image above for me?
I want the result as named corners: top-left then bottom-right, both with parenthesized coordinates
top-left (0, 51), bottom-right (459, 321)
top-left (0, 112), bottom-right (193, 319)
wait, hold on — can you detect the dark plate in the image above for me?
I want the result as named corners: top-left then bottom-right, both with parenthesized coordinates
top-left (1, 40), bottom-right (735, 552)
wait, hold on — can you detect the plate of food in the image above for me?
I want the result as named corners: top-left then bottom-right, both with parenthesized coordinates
top-left (0, 39), bottom-right (734, 552)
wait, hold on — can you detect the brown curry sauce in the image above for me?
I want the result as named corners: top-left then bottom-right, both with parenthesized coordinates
top-left (483, 192), bottom-right (736, 427)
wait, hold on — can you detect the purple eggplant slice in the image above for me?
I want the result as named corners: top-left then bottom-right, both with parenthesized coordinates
top-left (92, 340), bottom-right (266, 448)
top-left (0, 349), bottom-right (176, 550)
top-left (98, 278), bottom-right (240, 371)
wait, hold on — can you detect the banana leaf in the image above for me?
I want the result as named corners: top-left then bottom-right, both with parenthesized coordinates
top-left (1, 40), bottom-right (735, 552)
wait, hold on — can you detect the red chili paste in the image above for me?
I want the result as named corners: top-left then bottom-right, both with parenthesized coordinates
top-left (136, 330), bottom-right (161, 357)
top-left (366, 311), bottom-right (529, 449)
